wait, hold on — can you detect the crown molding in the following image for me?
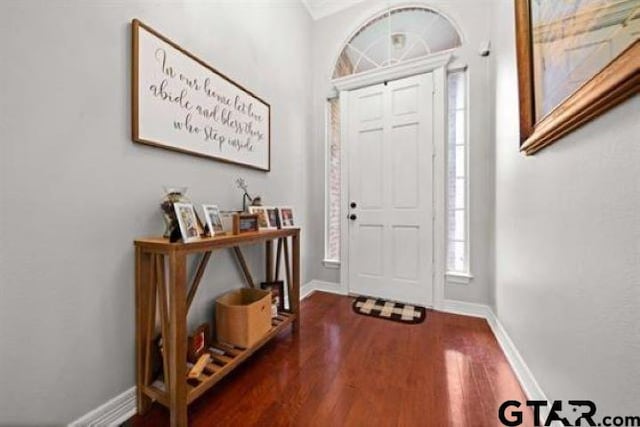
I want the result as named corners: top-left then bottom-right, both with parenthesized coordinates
top-left (300, 0), bottom-right (366, 21)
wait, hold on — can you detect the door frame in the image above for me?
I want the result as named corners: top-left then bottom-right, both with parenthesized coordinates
top-left (334, 52), bottom-right (451, 309)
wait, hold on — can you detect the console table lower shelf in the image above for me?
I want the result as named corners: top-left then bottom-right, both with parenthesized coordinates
top-left (134, 228), bottom-right (301, 427)
top-left (142, 312), bottom-right (295, 406)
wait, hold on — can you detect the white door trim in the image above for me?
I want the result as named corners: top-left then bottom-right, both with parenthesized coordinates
top-left (336, 56), bottom-right (450, 310)
top-left (333, 51), bottom-right (452, 91)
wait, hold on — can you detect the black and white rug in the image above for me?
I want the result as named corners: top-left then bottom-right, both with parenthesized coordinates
top-left (352, 296), bottom-right (426, 324)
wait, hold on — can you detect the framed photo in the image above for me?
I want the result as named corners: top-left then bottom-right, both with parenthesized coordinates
top-left (219, 211), bottom-right (236, 234)
top-left (278, 207), bottom-right (296, 228)
top-left (187, 323), bottom-right (210, 363)
top-left (248, 206), bottom-right (270, 230)
top-left (174, 203), bottom-right (200, 242)
top-left (233, 213), bottom-right (259, 234)
top-left (260, 281), bottom-right (285, 312)
top-left (202, 204), bottom-right (224, 237)
top-left (132, 19), bottom-right (271, 171)
top-left (249, 206), bottom-right (278, 230)
top-left (266, 207), bottom-right (281, 229)
top-left (515, 0), bottom-right (640, 155)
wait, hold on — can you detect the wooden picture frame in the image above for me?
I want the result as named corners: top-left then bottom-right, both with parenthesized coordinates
top-left (131, 19), bottom-right (271, 171)
top-left (515, 1), bottom-right (640, 155)
top-left (232, 213), bottom-right (259, 235)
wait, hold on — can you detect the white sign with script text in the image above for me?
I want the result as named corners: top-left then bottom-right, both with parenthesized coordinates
top-left (133, 20), bottom-right (270, 171)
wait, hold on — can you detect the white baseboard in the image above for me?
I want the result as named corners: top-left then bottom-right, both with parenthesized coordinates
top-left (68, 386), bottom-right (136, 427)
top-left (300, 281), bottom-right (317, 299)
top-left (302, 280), bottom-right (345, 298)
top-left (442, 299), bottom-right (492, 319)
top-left (484, 309), bottom-right (548, 402)
top-left (441, 299), bottom-right (547, 402)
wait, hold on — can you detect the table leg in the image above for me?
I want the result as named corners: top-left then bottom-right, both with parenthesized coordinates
top-left (167, 250), bottom-right (188, 427)
top-left (292, 232), bottom-right (301, 332)
top-left (274, 238), bottom-right (283, 280)
top-left (135, 247), bottom-right (153, 414)
top-left (266, 240), bottom-right (273, 283)
top-left (283, 238), bottom-right (292, 311)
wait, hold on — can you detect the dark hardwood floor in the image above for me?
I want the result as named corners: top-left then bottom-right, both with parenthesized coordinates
top-left (126, 292), bottom-right (531, 426)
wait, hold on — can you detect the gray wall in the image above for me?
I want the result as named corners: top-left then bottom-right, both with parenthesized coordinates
top-left (309, 0), bottom-right (497, 305)
top-left (2, 0), bottom-right (638, 423)
top-left (0, 0), bottom-right (312, 424)
top-left (492, 0), bottom-right (640, 414)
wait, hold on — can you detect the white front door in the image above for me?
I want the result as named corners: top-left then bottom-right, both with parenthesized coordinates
top-left (346, 73), bottom-right (434, 306)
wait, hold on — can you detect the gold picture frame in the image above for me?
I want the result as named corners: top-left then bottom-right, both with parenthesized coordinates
top-left (515, 0), bottom-right (640, 155)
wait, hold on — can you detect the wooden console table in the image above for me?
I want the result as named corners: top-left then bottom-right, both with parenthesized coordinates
top-left (134, 228), bottom-right (300, 426)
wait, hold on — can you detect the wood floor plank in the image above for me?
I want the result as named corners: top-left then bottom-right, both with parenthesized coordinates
top-left (125, 292), bottom-right (530, 427)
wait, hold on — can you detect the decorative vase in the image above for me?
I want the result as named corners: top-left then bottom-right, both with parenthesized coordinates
top-left (160, 186), bottom-right (189, 238)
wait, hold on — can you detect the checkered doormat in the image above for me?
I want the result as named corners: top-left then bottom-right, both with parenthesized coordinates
top-left (352, 296), bottom-right (427, 324)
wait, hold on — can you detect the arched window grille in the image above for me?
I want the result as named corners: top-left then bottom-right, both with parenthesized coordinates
top-left (333, 7), bottom-right (462, 79)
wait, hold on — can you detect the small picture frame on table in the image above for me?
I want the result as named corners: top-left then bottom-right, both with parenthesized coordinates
top-left (266, 207), bottom-right (281, 229)
top-left (278, 207), bottom-right (296, 228)
top-left (248, 206), bottom-right (270, 230)
top-left (233, 212), bottom-right (260, 235)
top-left (187, 323), bottom-right (210, 363)
top-left (260, 281), bottom-right (285, 312)
top-left (249, 206), bottom-right (278, 230)
top-left (202, 204), bottom-right (225, 237)
top-left (174, 203), bottom-right (200, 243)
top-left (219, 211), bottom-right (236, 234)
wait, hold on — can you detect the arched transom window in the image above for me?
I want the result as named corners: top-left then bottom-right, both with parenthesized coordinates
top-left (333, 7), bottom-right (462, 79)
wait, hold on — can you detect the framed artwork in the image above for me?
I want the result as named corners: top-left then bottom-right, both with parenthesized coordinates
top-left (233, 213), bottom-right (260, 234)
top-left (132, 19), bottom-right (271, 171)
top-left (202, 204), bottom-right (224, 236)
top-left (515, 0), bottom-right (640, 155)
top-left (249, 206), bottom-right (278, 230)
top-left (174, 203), bottom-right (200, 242)
top-left (278, 207), bottom-right (296, 229)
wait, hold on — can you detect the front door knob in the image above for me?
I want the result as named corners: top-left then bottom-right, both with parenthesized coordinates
top-left (350, 202), bottom-right (357, 208)
top-left (349, 214), bottom-right (357, 221)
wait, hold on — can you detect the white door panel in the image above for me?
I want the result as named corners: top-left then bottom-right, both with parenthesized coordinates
top-left (347, 73), bottom-right (434, 306)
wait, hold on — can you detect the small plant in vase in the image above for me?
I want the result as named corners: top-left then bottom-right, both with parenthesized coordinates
top-left (236, 178), bottom-right (262, 212)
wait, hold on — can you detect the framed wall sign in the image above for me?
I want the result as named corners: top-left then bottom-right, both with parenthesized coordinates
top-left (515, 1), bottom-right (640, 155)
top-left (132, 19), bottom-right (271, 171)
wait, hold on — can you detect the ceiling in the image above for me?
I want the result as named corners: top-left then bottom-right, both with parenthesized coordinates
top-left (300, 0), bottom-right (367, 20)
